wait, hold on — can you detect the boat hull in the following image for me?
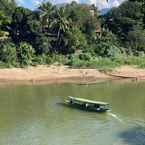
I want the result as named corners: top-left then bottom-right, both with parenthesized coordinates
top-left (65, 101), bottom-right (109, 113)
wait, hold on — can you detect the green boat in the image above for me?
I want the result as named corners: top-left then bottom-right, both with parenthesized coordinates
top-left (65, 96), bottom-right (110, 112)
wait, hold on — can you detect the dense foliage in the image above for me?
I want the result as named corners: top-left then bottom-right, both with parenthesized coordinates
top-left (0, 0), bottom-right (145, 68)
top-left (105, 0), bottom-right (145, 55)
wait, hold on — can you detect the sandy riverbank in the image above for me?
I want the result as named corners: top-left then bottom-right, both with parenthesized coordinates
top-left (0, 65), bottom-right (144, 84)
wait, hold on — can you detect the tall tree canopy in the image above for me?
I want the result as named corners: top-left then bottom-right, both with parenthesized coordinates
top-left (0, 0), bottom-right (16, 15)
top-left (105, 0), bottom-right (145, 54)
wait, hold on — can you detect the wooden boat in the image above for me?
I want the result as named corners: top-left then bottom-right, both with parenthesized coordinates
top-left (65, 96), bottom-right (110, 112)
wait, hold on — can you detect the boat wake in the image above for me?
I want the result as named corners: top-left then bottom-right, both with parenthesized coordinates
top-left (132, 119), bottom-right (145, 127)
top-left (108, 112), bottom-right (124, 123)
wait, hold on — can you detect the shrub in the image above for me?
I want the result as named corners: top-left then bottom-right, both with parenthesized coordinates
top-left (124, 55), bottom-right (145, 66)
top-left (67, 54), bottom-right (84, 67)
top-left (95, 43), bottom-right (121, 58)
top-left (32, 54), bottom-right (52, 65)
top-left (18, 42), bottom-right (35, 66)
top-left (79, 52), bottom-right (92, 61)
top-left (0, 40), bottom-right (17, 66)
top-left (50, 54), bottom-right (68, 65)
top-left (67, 54), bottom-right (119, 69)
top-left (95, 57), bottom-right (120, 70)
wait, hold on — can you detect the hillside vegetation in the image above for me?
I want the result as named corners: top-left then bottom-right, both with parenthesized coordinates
top-left (0, 0), bottom-right (145, 68)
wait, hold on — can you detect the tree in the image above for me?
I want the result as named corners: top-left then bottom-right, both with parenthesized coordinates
top-left (39, 2), bottom-right (54, 31)
top-left (9, 6), bottom-right (52, 55)
top-left (9, 7), bottom-right (33, 44)
top-left (32, 34), bottom-right (52, 54)
top-left (65, 2), bottom-right (98, 32)
top-left (64, 26), bottom-right (88, 54)
top-left (0, 11), bottom-right (10, 40)
top-left (127, 30), bottom-right (145, 54)
top-left (94, 29), bottom-right (121, 57)
top-left (0, 0), bottom-right (16, 16)
top-left (49, 7), bottom-right (71, 53)
top-left (105, 1), bottom-right (144, 42)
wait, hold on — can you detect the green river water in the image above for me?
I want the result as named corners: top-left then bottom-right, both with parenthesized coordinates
top-left (0, 80), bottom-right (145, 145)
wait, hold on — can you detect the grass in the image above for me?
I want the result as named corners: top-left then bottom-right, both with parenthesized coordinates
top-left (1, 53), bottom-right (145, 71)
top-left (66, 54), bottom-right (145, 71)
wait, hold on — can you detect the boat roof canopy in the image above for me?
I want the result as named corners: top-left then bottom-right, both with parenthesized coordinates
top-left (68, 96), bottom-right (109, 105)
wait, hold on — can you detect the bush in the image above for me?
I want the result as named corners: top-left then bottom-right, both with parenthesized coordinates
top-left (32, 54), bottom-right (52, 65)
top-left (79, 52), bottom-right (92, 61)
top-left (18, 42), bottom-right (35, 66)
top-left (50, 54), bottom-right (68, 65)
top-left (124, 55), bottom-right (145, 66)
top-left (67, 54), bottom-right (85, 67)
top-left (95, 43), bottom-right (121, 58)
top-left (0, 40), bottom-right (17, 66)
top-left (95, 57), bottom-right (120, 70)
top-left (67, 54), bottom-right (119, 69)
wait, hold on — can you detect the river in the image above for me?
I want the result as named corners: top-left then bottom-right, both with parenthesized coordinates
top-left (0, 80), bottom-right (145, 145)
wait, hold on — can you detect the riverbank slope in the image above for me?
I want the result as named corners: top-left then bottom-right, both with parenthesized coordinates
top-left (0, 65), bottom-right (145, 84)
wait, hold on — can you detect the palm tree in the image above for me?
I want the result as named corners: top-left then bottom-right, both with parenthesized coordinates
top-left (43, 6), bottom-right (71, 53)
top-left (39, 2), bottom-right (54, 31)
top-left (50, 7), bottom-right (70, 41)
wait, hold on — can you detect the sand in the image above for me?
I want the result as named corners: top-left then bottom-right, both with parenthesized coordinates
top-left (0, 65), bottom-right (144, 84)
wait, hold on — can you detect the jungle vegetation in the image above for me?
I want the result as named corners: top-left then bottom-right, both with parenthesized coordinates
top-left (0, 0), bottom-right (145, 68)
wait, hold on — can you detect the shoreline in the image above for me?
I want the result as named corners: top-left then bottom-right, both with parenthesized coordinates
top-left (0, 65), bottom-right (145, 85)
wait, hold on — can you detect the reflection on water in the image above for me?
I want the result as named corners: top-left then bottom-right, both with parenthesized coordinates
top-left (0, 81), bottom-right (144, 145)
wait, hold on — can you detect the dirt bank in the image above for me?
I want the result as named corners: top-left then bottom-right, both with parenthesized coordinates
top-left (107, 65), bottom-right (145, 80)
top-left (0, 65), bottom-right (144, 84)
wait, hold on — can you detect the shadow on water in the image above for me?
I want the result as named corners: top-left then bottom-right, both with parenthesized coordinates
top-left (118, 126), bottom-right (145, 145)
